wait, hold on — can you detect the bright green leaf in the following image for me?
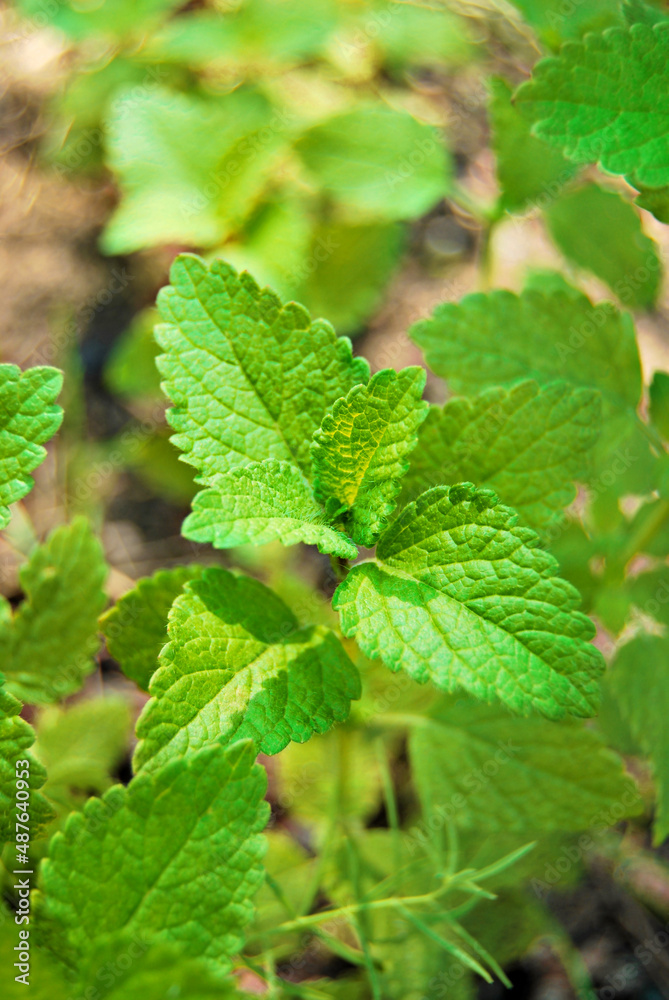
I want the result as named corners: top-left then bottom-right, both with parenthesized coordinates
top-left (400, 380), bottom-right (600, 537)
top-left (508, 0), bottom-right (621, 44)
top-left (15, 0), bottom-right (182, 41)
top-left (296, 105), bottom-right (451, 221)
top-left (0, 364), bottom-right (63, 530)
top-left (515, 23), bottom-right (669, 189)
top-left (312, 367), bottom-right (428, 546)
top-left (156, 255), bottom-right (369, 482)
top-left (0, 518), bottom-right (107, 704)
top-left (100, 566), bottom-right (204, 691)
top-left (545, 183), bottom-right (661, 308)
top-left (0, 686), bottom-right (53, 846)
top-left (39, 739), bottom-right (268, 976)
top-left (134, 568), bottom-right (360, 773)
top-left (334, 484), bottom-right (604, 720)
top-left (410, 698), bottom-right (640, 831)
top-left (183, 460), bottom-right (358, 559)
top-left (650, 371), bottom-right (669, 439)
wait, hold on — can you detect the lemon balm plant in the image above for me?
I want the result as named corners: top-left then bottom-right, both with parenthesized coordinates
top-left (2, 2), bottom-right (669, 998)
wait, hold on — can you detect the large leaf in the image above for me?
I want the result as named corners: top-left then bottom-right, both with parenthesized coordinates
top-left (0, 686), bottom-right (53, 846)
top-left (545, 183), bottom-right (661, 308)
top-left (515, 23), bottom-right (669, 189)
top-left (134, 568), bottom-right (360, 773)
top-left (410, 283), bottom-right (651, 493)
top-left (605, 635), bottom-right (669, 845)
top-left (400, 381), bottom-right (600, 536)
top-left (312, 367), bottom-right (429, 546)
top-left (156, 255), bottom-right (369, 482)
top-left (102, 87), bottom-right (287, 254)
top-left (0, 518), bottom-right (107, 704)
top-left (0, 364), bottom-right (63, 529)
top-left (410, 698), bottom-right (640, 831)
top-left (295, 105), bottom-right (451, 221)
top-left (100, 565), bottom-right (204, 691)
top-left (334, 484), bottom-right (604, 720)
top-left (39, 739), bottom-right (268, 976)
top-left (183, 460), bottom-right (358, 558)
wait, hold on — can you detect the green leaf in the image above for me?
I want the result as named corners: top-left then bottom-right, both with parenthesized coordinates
top-left (400, 380), bottom-right (600, 537)
top-left (333, 484), bottom-right (604, 720)
top-left (156, 255), bottom-right (369, 482)
top-left (0, 364), bottom-right (63, 529)
top-left (515, 23), bottom-right (669, 189)
top-left (508, 0), bottom-right (621, 44)
top-left (410, 283), bottom-right (652, 493)
top-left (15, 0), bottom-right (182, 41)
top-left (409, 698), bottom-right (640, 832)
top-left (183, 460), bottom-right (358, 559)
top-left (100, 565), bottom-right (204, 691)
top-left (134, 568), bottom-right (360, 773)
top-left (606, 635), bottom-right (669, 844)
top-left (39, 739), bottom-right (269, 975)
top-left (650, 371), bottom-right (669, 439)
top-left (295, 105), bottom-right (451, 221)
top-left (312, 367), bottom-right (428, 547)
top-left (102, 87), bottom-right (287, 254)
top-left (623, 0), bottom-right (669, 27)
top-left (104, 308), bottom-right (162, 401)
top-left (489, 77), bottom-right (576, 213)
top-left (544, 183), bottom-right (661, 308)
top-left (0, 518), bottom-right (107, 704)
top-left (35, 696), bottom-right (131, 810)
top-left (0, 686), bottom-right (53, 846)
top-left (628, 567), bottom-right (669, 626)
top-left (636, 183), bottom-right (669, 223)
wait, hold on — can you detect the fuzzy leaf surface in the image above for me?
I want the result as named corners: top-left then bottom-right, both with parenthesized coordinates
top-left (134, 568), bottom-right (360, 773)
top-left (312, 367), bottom-right (428, 545)
top-left (515, 23), bottom-right (669, 188)
top-left (0, 364), bottom-right (63, 529)
top-left (156, 255), bottom-right (368, 481)
top-left (0, 518), bottom-right (107, 704)
top-left (334, 484), bottom-right (604, 720)
top-left (183, 460), bottom-right (358, 558)
top-left (0, 686), bottom-right (53, 845)
top-left (39, 739), bottom-right (268, 975)
top-left (400, 381), bottom-right (600, 536)
top-left (410, 699), bottom-right (640, 831)
top-left (100, 565), bottom-right (204, 691)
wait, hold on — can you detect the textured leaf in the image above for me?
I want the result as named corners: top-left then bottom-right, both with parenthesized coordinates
top-left (0, 518), bottom-right (107, 704)
top-left (334, 484), bottom-right (604, 720)
top-left (515, 23), bottom-right (669, 189)
top-left (650, 371), bottom-right (669, 440)
top-left (134, 568), bottom-right (360, 773)
top-left (102, 87), bottom-right (286, 254)
top-left (100, 565), bottom-right (204, 691)
top-left (39, 739), bottom-right (268, 975)
top-left (312, 367), bottom-right (428, 546)
top-left (295, 105), bottom-right (451, 221)
top-left (410, 283), bottom-right (651, 492)
top-left (606, 635), bottom-right (669, 845)
top-left (0, 686), bottom-right (53, 846)
top-left (400, 380), bottom-right (600, 536)
top-left (0, 364), bottom-right (63, 529)
top-left (489, 77), bottom-right (576, 213)
top-left (545, 183), bottom-right (661, 308)
top-left (410, 698), bottom-right (640, 831)
top-left (35, 696), bottom-right (131, 809)
top-left (183, 460), bottom-right (358, 559)
top-left (156, 255), bottom-right (369, 482)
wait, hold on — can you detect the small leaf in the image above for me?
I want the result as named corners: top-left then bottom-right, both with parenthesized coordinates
top-left (334, 484), bottom-right (604, 720)
top-left (400, 380), bottom-right (600, 537)
top-left (312, 367), bottom-right (429, 546)
top-left (410, 698), bottom-right (641, 831)
top-left (183, 460), bottom-right (358, 558)
top-left (134, 567), bottom-right (360, 773)
top-left (0, 686), bottom-right (53, 846)
top-left (156, 254), bottom-right (368, 482)
top-left (100, 565), bottom-right (204, 691)
top-left (39, 739), bottom-right (269, 976)
top-left (0, 518), bottom-right (108, 704)
top-left (0, 364), bottom-right (63, 529)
